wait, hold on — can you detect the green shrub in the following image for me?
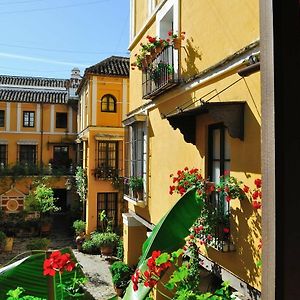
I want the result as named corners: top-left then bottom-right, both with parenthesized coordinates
top-left (110, 261), bottom-right (133, 289)
top-left (82, 239), bottom-right (98, 254)
top-left (116, 239), bottom-right (124, 260)
top-left (91, 232), bottom-right (119, 248)
top-left (72, 219), bottom-right (86, 235)
top-left (6, 287), bottom-right (46, 299)
top-left (26, 238), bottom-right (51, 250)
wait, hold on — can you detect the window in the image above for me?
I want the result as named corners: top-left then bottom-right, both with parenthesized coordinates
top-left (95, 141), bottom-right (118, 178)
top-left (97, 193), bottom-right (118, 229)
top-left (0, 110), bottom-right (5, 127)
top-left (207, 123), bottom-right (231, 251)
top-left (101, 94), bottom-right (116, 112)
top-left (23, 111), bottom-right (35, 127)
top-left (19, 145), bottom-right (37, 165)
top-left (53, 146), bottom-right (69, 167)
top-left (0, 145), bottom-right (7, 166)
top-left (124, 120), bottom-right (147, 198)
top-left (56, 112), bottom-right (68, 128)
top-left (208, 124), bottom-right (231, 182)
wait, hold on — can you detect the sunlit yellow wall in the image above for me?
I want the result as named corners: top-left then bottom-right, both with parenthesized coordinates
top-left (0, 102), bottom-right (77, 167)
top-left (127, 0), bottom-right (261, 292)
top-left (0, 100), bottom-right (77, 198)
top-left (78, 74), bottom-right (129, 233)
top-left (180, 0), bottom-right (259, 80)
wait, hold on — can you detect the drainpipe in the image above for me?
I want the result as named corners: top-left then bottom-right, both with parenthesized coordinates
top-left (40, 103), bottom-right (44, 173)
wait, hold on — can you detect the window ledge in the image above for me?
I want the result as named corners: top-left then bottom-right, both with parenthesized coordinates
top-left (124, 194), bottom-right (146, 207)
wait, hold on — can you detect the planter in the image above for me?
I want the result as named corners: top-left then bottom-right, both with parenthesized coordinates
top-left (155, 45), bottom-right (163, 55)
top-left (114, 286), bottom-right (124, 297)
top-left (4, 237), bottom-right (14, 252)
top-left (173, 38), bottom-right (181, 50)
top-left (134, 190), bottom-right (143, 201)
top-left (100, 246), bottom-right (113, 256)
top-left (40, 223), bottom-right (52, 235)
top-left (145, 54), bottom-right (152, 65)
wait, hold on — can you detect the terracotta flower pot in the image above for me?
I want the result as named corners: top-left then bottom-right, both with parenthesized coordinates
top-left (100, 246), bottom-right (113, 256)
top-left (114, 286), bottom-right (124, 297)
top-left (173, 38), bottom-right (181, 50)
top-left (4, 237), bottom-right (14, 252)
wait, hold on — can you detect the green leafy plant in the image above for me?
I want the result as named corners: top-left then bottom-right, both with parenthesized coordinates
top-left (25, 180), bottom-right (60, 215)
top-left (131, 249), bottom-right (233, 299)
top-left (98, 210), bottom-right (113, 232)
top-left (6, 287), bottom-right (45, 300)
top-left (110, 261), bottom-right (134, 289)
top-left (116, 239), bottom-right (124, 260)
top-left (91, 232), bottom-right (119, 248)
top-left (26, 238), bottom-right (51, 250)
top-left (128, 176), bottom-right (144, 192)
top-left (72, 219), bottom-right (86, 235)
top-left (149, 62), bottom-right (174, 82)
top-left (43, 250), bottom-right (86, 299)
top-left (82, 238), bottom-right (98, 254)
top-left (75, 167), bottom-right (87, 203)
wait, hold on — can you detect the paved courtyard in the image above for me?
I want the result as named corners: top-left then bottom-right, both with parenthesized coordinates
top-left (0, 214), bottom-right (117, 300)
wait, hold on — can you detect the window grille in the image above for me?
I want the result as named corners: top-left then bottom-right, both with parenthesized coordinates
top-left (23, 111), bottom-right (35, 127)
top-left (0, 110), bottom-right (5, 127)
top-left (97, 193), bottom-right (118, 229)
top-left (101, 94), bottom-right (117, 112)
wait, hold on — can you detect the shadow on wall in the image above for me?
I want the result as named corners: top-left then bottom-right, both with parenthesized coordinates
top-left (181, 37), bottom-right (203, 81)
top-left (231, 192), bottom-right (262, 289)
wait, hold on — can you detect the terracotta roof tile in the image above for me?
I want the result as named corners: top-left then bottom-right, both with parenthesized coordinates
top-left (0, 75), bottom-right (68, 88)
top-left (0, 74), bottom-right (69, 104)
top-left (0, 88), bottom-right (68, 104)
top-left (85, 56), bottom-right (129, 77)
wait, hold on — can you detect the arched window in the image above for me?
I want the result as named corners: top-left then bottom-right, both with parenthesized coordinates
top-left (101, 94), bottom-right (117, 112)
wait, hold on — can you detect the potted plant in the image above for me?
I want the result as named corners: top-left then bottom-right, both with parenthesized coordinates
top-left (168, 30), bottom-right (186, 49)
top-left (73, 219), bottom-right (86, 251)
top-left (110, 261), bottom-right (134, 297)
top-left (129, 176), bottom-right (144, 200)
top-left (26, 237), bottom-right (51, 250)
top-left (92, 232), bottom-right (119, 256)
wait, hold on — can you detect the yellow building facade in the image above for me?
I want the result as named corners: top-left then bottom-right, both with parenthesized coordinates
top-left (0, 70), bottom-right (80, 211)
top-left (124, 0), bottom-right (261, 298)
top-left (76, 56), bottom-right (129, 234)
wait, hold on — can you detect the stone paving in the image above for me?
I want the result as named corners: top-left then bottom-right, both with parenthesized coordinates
top-left (0, 214), bottom-right (117, 300)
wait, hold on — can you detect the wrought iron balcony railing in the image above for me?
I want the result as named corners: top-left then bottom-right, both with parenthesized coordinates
top-left (142, 45), bottom-right (179, 99)
top-left (0, 163), bottom-right (75, 176)
top-left (93, 166), bottom-right (119, 179)
top-left (200, 192), bottom-right (234, 252)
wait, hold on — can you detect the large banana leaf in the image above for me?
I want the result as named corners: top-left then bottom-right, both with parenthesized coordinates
top-left (0, 247), bottom-right (85, 299)
top-left (123, 187), bottom-right (203, 299)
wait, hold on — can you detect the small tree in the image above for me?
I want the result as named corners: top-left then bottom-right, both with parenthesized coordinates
top-left (75, 166), bottom-right (87, 220)
top-left (25, 179), bottom-right (60, 216)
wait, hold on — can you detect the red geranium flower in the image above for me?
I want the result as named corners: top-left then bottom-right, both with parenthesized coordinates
top-left (243, 185), bottom-right (250, 193)
top-left (254, 178), bottom-right (262, 188)
top-left (223, 227), bottom-right (230, 233)
top-left (252, 201), bottom-right (262, 209)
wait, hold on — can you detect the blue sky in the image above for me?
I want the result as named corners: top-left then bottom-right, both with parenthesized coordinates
top-left (0, 0), bottom-right (130, 79)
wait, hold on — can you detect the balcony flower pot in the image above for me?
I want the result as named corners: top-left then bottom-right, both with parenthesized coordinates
top-left (145, 54), bottom-right (152, 65)
top-left (142, 58), bottom-right (148, 69)
top-left (173, 37), bottom-right (181, 50)
top-left (155, 45), bottom-right (163, 55)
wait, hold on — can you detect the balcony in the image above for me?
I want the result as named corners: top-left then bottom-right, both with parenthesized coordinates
top-left (0, 162), bottom-right (75, 177)
top-left (142, 45), bottom-right (179, 99)
top-left (93, 166), bottom-right (119, 180)
top-left (123, 176), bottom-right (145, 207)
